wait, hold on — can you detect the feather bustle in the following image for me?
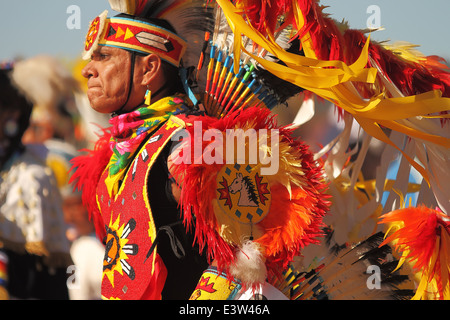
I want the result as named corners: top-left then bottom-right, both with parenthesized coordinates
top-left (171, 106), bottom-right (330, 281)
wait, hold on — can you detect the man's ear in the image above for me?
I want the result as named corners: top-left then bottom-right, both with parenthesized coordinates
top-left (140, 53), bottom-right (163, 87)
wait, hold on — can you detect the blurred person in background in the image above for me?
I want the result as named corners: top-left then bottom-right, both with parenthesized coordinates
top-left (63, 186), bottom-right (103, 300)
top-left (0, 64), bottom-right (71, 300)
top-left (12, 56), bottom-right (106, 300)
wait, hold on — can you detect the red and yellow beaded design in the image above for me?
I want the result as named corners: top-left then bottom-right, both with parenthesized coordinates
top-left (83, 10), bottom-right (187, 67)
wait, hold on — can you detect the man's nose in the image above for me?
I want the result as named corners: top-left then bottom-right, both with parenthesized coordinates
top-left (81, 61), bottom-right (97, 79)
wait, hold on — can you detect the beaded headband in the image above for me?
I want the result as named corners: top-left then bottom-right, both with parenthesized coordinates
top-left (83, 10), bottom-right (187, 67)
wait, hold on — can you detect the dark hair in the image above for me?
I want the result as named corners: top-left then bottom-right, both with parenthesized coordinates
top-left (0, 69), bottom-right (33, 166)
top-left (0, 69), bottom-right (33, 140)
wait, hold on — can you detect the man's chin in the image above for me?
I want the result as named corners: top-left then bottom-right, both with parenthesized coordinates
top-left (88, 96), bottom-right (121, 114)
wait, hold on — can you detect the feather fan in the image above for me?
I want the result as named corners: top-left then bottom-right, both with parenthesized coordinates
top-left (274, 230), bottom-right (415, 300)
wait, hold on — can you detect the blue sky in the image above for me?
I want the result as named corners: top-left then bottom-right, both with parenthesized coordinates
top-left (1, 0), bottom-right (449, 62)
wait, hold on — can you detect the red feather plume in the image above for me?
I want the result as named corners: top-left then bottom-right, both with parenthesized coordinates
top-left (70, 129), bottom-right (112, 241)
top-left (379, 206), bottom-right (450, 299)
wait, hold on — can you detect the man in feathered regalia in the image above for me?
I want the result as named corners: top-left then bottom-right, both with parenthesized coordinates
top-left (72, 0), bottom-right (450, 300)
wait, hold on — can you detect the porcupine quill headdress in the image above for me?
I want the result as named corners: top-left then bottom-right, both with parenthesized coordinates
top-left (80, 0), bottom-right (450, 299)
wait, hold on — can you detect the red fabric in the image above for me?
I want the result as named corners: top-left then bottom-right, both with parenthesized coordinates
top-left (141, 255), bottom-right (168, 300)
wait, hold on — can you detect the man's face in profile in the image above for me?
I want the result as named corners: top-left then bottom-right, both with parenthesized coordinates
top-left (82, 46), bottom-right (134, 114)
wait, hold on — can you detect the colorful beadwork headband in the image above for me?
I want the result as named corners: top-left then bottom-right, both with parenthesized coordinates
top-left (83, 10), bottom-right (187, 67)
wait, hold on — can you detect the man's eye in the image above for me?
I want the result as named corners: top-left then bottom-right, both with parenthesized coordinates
top-left (90, 53), bottom-right (109, 61)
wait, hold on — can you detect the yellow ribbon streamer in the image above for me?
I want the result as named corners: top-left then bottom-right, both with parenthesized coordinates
top-left (216, 0), bottom-right (377, 84)
top-left (215, 0), bottom-right (450, 186)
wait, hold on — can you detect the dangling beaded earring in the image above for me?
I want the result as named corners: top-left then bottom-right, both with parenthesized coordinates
top-left (145, 88), bottom-right (151, 106)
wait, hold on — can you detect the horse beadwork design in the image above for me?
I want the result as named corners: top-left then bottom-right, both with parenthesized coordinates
top-left (228, 172), bottom-right (259, 207)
